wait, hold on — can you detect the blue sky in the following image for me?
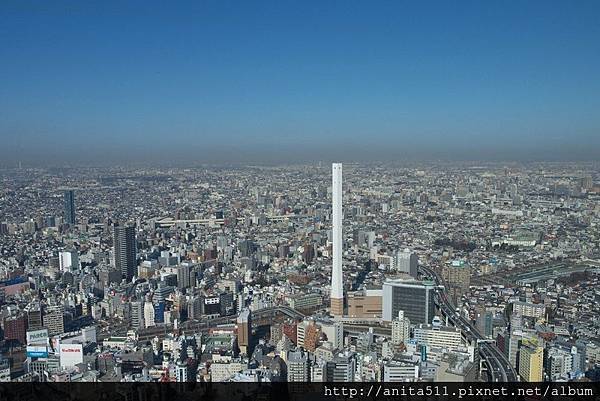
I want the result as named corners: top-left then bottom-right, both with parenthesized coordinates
top-left (1, 1), bottom-right (599, 165)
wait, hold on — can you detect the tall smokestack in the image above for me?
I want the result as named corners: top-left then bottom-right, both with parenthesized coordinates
top-left (331, 163), bottom-right (344, 316)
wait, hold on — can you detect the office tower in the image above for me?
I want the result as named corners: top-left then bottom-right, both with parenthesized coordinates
top-left (176, 263), bottom-right (192, 289)
top-left (131, 301), bottom-right (144, 330)
top-left (144, 301), bottom-right (155, 328)
top-left (311, 361), bottom-right (325, 382)
top-left (59, 249), bottom-right (79, 272)
top-left (278, 244), bottom-right (290, 259)
top-left (391, 310), bottom-right (411, 345)
top-left (237, 308), bottom-right (251, 355)
top-left (286, 349), bottom-right (310, 381)
top-left (26, 303), bottom-right (43, 331)
top-left (44, 306), bottom-right (65, 336)
top-left (393, 249), bottom-right (418, 278)
top-left (325, 353), bottom-right (355, 382)
top-left (382, 279), bottom-right (435, 324)
top-left (188, 295), bottom-right (202, 320)
top-left (519, 340), bottom-right (544, 382)
top-left (331, 163), bottom-right (344, 316)
top-left (238, 239), bottom-right (255, 258)
top-left (43, 216), bottom-right (56, 228)
top-left (113, 224), bottom-right (137, 280)
top-left (63, 190), bottom-right (76, 225)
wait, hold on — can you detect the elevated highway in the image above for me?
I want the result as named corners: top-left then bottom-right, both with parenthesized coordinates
top-left (420, 265), bottom-right (519, 382)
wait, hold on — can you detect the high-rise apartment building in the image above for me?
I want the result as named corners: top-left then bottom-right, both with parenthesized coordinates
top-left (519, 340), bottom-right (544, 382)
top-left (63, 190), bottom-right (75, 225)
top-left (113, 224), bottom-right (137, 280)
top-left (442, 260), bottom-right (470, 305)
top-left (391, 310), bottom-right (411, 345)
top-left (393, 249), bottom-right (418, 278)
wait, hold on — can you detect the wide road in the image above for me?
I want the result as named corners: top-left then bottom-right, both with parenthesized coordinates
top-left (419, 265), bottom-right (519, 382)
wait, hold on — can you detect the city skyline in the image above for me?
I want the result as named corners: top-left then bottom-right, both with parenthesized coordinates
top-left (1, 1), bottom-right (600, 389)
top-left (2, 1), bottom-right (600, 165)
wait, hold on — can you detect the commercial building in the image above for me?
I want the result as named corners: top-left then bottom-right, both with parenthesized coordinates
top-left (287, 349), bottom-right (310, 381)
top-left (325, 353), bottom-right (355, 382)
top-left (59, 250), bottom-right (79, 272)
top-left (43, 306), bottom-right (64, 337)
top-left (382, 360), bottom-right (419, 382)
top-left (382, 279), bottom-right (435, 324)
top-left (287, 293), bottom-right (322, 312)
top-left (347, 289), bottom-right (382, 318)
top-left (3, 314), bottom-right (27, 344)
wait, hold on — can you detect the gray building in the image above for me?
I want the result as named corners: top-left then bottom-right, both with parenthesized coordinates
top-left (382, 279), bottom-right (435, 324)
top-left (393, 249), bottom-right (418, 278)
top-left (63, 190), bottom-right (75, 225)
top-left (113, 224), bottom-right (137, 280)
top-left (286, 349), bottom-right (310, 381)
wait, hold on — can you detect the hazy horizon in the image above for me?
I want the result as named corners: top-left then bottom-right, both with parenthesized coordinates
top-left (2, 1), bottom-right (599, 165)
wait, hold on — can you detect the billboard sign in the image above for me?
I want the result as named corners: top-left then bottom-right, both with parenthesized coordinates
top-left (26, 345), bottom-right (49, 358)
top-left (26, 329), bottom-right (49, 345)
top-left (59, 343), bottom-right (83, 368)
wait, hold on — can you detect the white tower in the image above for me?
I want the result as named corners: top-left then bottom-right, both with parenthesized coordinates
top-left (331, 163), bottom-right (344, 316)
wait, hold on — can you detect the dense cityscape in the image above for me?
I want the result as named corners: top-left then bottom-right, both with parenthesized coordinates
top-left (0, 161), bottom-right (599, 383)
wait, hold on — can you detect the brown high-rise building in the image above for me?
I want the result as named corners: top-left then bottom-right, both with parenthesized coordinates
top-left (237, 308), bottom-right (252, 355)
top-left (3, 314), bottom-right (27, 344)
top-left (442, 261), bottom-right (471, 305)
